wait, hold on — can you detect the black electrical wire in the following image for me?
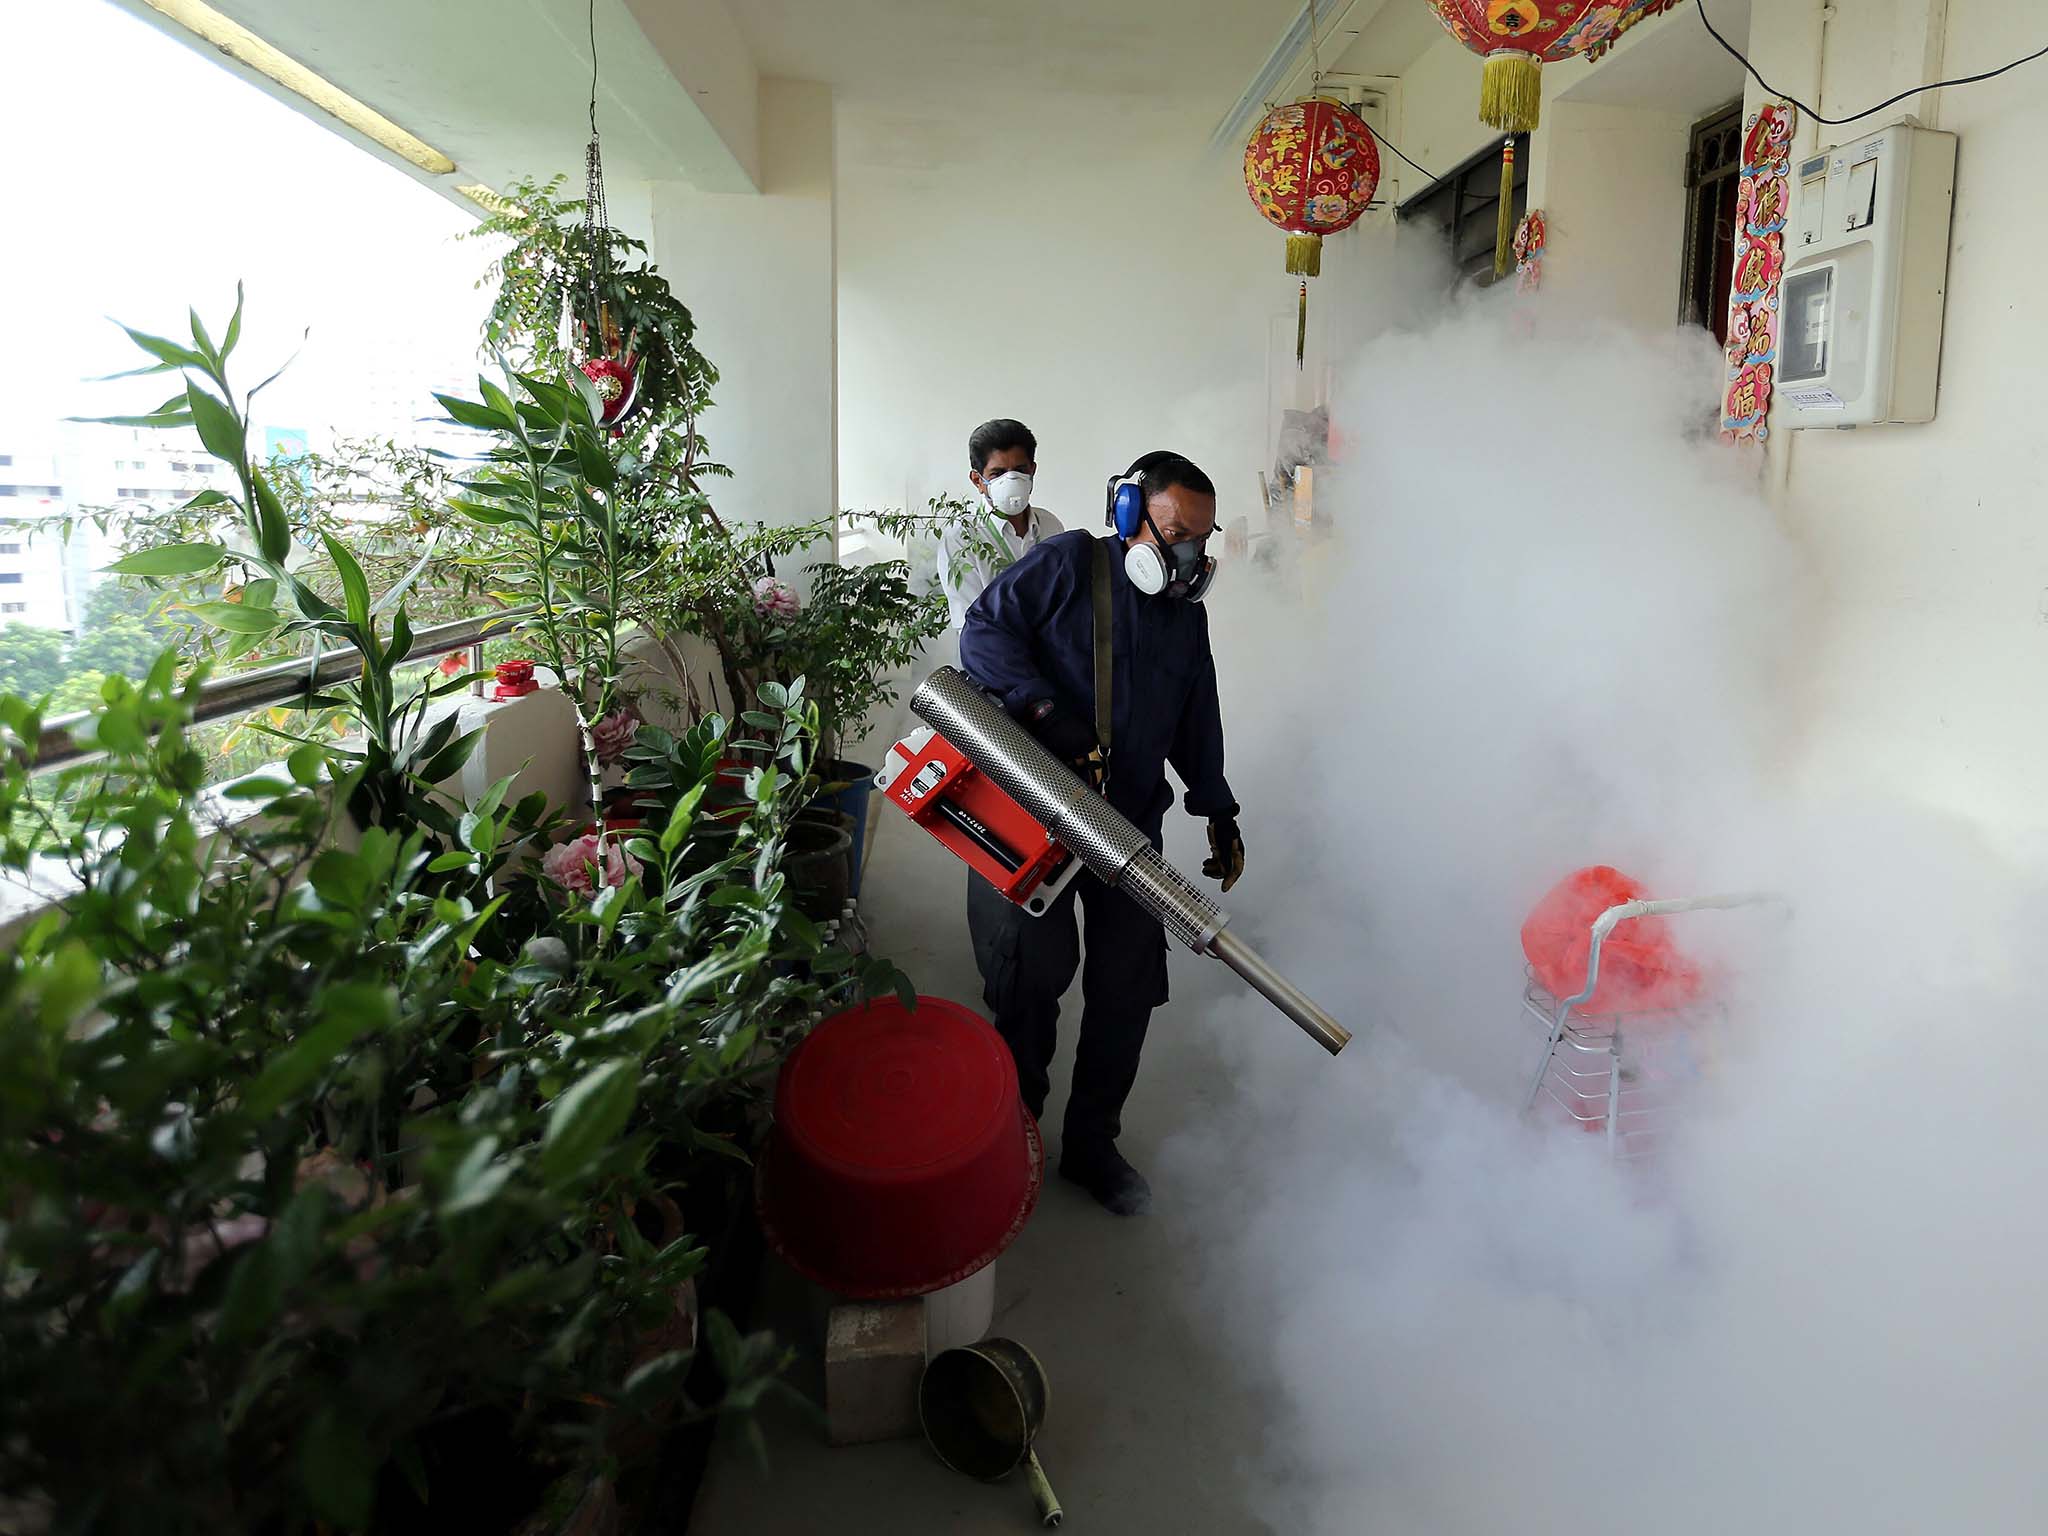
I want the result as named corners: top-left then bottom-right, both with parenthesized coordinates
top-left (1697, 0), bottom-right (2048, 126)
top-left (1373, 129), bottom-right (1438, 185)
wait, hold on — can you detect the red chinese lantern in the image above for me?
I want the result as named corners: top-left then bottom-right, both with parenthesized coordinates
top-left (1243, 96), bottom-right (1382, 368)
top-left (1425, 0), bottom-right (1681, 277)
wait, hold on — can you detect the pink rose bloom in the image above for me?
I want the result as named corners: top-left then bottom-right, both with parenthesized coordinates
top-left (590, 708), bottom-right (638, 764)
top-left (543, 833), bottom-right (643, 895)
top-left (752, 576), bottom-right (801, 621)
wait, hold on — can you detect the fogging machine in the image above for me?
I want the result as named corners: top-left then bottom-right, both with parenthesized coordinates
top-left (876, 667), bottom-right (1352, 1056)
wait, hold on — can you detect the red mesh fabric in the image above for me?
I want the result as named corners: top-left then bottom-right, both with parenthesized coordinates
top-left (1521, 866), bottom-right (1701, 1015)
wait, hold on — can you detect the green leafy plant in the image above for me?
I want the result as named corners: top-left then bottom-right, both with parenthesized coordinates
top-left (468, 176), bottom-right (720, 472)
top-left (73, 291), bottom-right (492, 835)
top-left (0, 660), bottom-right (870, 1532)
top-left (739, 557), bottom-right (947, 767)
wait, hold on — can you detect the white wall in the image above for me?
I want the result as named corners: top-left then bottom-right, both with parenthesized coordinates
top-left (1750, 0), bottom-right (2048, 838)
top-left (833, 112), bottom-right (1301, 542)
top-left (1391, 34), bottom-right (1502, 184)
top-left (646, 77), bottom-right (837, 544)
top-left (1528, 98), bottom-right (1692, 331)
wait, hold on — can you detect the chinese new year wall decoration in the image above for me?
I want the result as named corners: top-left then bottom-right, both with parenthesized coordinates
top-left (1580, 0), bottom-right (1687, 62)
top-left (1244, 95), bottom-right (1382, 368)
top-left (1513, 209), bottom-right (1547, 291)
top-left (1424, 0), bottom-right (1690, 277)
top-left (1722, 101), bottom-right (1796, 442)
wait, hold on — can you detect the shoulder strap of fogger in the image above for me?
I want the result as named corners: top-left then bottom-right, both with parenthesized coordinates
top-left (1091, 536), bottom-right (1113, 774)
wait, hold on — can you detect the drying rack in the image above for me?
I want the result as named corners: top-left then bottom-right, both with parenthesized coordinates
top-left (1520, 892), bottom-right (1772, 1159)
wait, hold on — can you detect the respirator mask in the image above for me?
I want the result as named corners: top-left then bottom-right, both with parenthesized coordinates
top-left (1122, 514), bottom-right (1217, 601)
top-left (982, 470), bottom-right (1034, 518)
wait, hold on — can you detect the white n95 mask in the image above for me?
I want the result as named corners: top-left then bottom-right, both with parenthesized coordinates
top-left (984, 471), bottom-right (1033, 517)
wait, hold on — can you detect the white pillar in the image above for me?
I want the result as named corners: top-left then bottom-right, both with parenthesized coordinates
top-left (646, 78), bottom-right (837, 551)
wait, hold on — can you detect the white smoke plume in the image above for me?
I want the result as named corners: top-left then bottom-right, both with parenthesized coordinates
top-left (1163, 261), bottom-right (2048, 1534)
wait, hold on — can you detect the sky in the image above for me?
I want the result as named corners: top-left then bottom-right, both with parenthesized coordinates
top-left (0, 0), bottom-right (493, 445)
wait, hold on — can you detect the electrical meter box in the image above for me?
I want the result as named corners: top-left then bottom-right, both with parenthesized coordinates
top-left (1778, 123), bottom-right (1957, 430)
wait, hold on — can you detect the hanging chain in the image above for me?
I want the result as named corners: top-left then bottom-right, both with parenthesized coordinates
top-left (1307, 0), bottom-right (1324, 94)
top-left (582, 0), bottom-right (613, 355)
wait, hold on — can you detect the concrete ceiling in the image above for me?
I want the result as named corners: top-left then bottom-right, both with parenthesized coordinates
top-left (1326, 0), bottom-right (1455, 81)
top-left (736, 0), bottom-right (1297, 105)
top-left (112, 0), bottom-right (764, 204)
top-left (736, 0), bottom-right (1302, 166)
top-left (1556, 0), bottom-right (1752, 118)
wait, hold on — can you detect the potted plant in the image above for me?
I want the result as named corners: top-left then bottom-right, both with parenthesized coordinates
top-left (747, 556), bottom-right (946, 894)
top-left (9, 293), bottom-right (920, 1531)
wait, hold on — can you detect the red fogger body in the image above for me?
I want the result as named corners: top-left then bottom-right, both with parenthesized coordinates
top-left (876, 726), bottom-right (1083, 917)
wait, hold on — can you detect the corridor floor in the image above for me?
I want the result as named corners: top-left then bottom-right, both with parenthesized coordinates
top-left (689, 800), bottom-right (1288, 1534)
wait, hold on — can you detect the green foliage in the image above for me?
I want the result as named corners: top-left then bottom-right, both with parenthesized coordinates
top-left (69, 613), bottom-right (165, 681)
top-left (734, 555), bottom-right (948, 764)
top-left (0, 657), bottom-right (903, 1532)
top-left (0, 623), bottom-right (69, 697)
top-left (74, 292), bottom-right (505, 835)
top-left (860, 490), bottom-right (1018, 602)
top-left (467, 176), bottom-right (719, 447)
top-left (0, 257), bottom-right (939, 1532)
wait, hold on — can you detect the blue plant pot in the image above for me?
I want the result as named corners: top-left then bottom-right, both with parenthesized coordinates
top-left (820, 759), bottom-right (876, 898)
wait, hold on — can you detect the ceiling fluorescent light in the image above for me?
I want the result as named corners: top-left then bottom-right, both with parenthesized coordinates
top-left (141, 0), bottom-right (458, 175)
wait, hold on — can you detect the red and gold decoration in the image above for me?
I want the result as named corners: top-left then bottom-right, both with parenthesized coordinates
top-left (1512, 208), bottom-right (1547, 292)
top-left (1244, 96), bottom-right (1382, 367)
top-left (579, 354), bottom-right (639, 425)
top-left (1722, 101), bottom-right (1797, 443)
top-left (1424, 0), bottom-right (1688, 276)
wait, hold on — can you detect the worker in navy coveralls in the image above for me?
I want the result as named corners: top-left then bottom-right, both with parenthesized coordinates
top-left (959, 450), bottom-right (1245, 1216)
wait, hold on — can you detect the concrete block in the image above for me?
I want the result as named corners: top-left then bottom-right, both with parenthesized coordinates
top-left (824, 1299), bottom-right (925, 1446)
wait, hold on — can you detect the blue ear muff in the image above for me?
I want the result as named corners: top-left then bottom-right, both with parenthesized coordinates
top-left (1105, 472), bottom-right (1147, 539)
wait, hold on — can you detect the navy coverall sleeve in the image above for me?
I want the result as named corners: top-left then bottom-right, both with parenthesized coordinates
top-left (959, 544), bottom-right (1076, 718)
top-left (1169, 634), bottom-right (1238, 820)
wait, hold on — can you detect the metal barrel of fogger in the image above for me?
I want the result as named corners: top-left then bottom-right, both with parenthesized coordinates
top-left (911, 667), bottom-right (1351, 1056)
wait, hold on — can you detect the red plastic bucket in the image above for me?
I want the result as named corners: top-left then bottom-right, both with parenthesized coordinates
top-left (757, 996), bottom-right (1042, 1300)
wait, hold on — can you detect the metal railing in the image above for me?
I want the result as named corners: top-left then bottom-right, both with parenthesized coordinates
top-left (31, 608), bottom-right (537, 770)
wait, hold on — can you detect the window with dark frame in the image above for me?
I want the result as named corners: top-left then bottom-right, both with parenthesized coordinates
top-left (1680, 103), bottom-right (1744, 344)
top-left (1396, 135), bottom-right (1531, 286)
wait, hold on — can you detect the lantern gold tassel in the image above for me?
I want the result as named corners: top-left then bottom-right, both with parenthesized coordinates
top-left (1479, 50), bottom-right (1543, 134)
top-left (1494, 138), bottom-right (1518, 280)
top-left (1287, 235), bottom-right (1320, 370)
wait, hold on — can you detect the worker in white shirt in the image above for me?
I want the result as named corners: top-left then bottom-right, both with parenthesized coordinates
top-left (937, 418), bottom-right (1065, 631)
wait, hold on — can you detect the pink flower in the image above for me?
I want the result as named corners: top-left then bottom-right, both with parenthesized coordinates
top-left (590, 708), bottom-right (638, 764)
top-left (751, 576), bottom-right (801, 621)
top-left (438, 653), bottom-right (466, 677)
top-left (542, 833), bottom-right (643, 895)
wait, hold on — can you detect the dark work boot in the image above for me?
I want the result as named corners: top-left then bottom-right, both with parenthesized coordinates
top-left (1059, 1144), bottom-right (1152, 1216)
